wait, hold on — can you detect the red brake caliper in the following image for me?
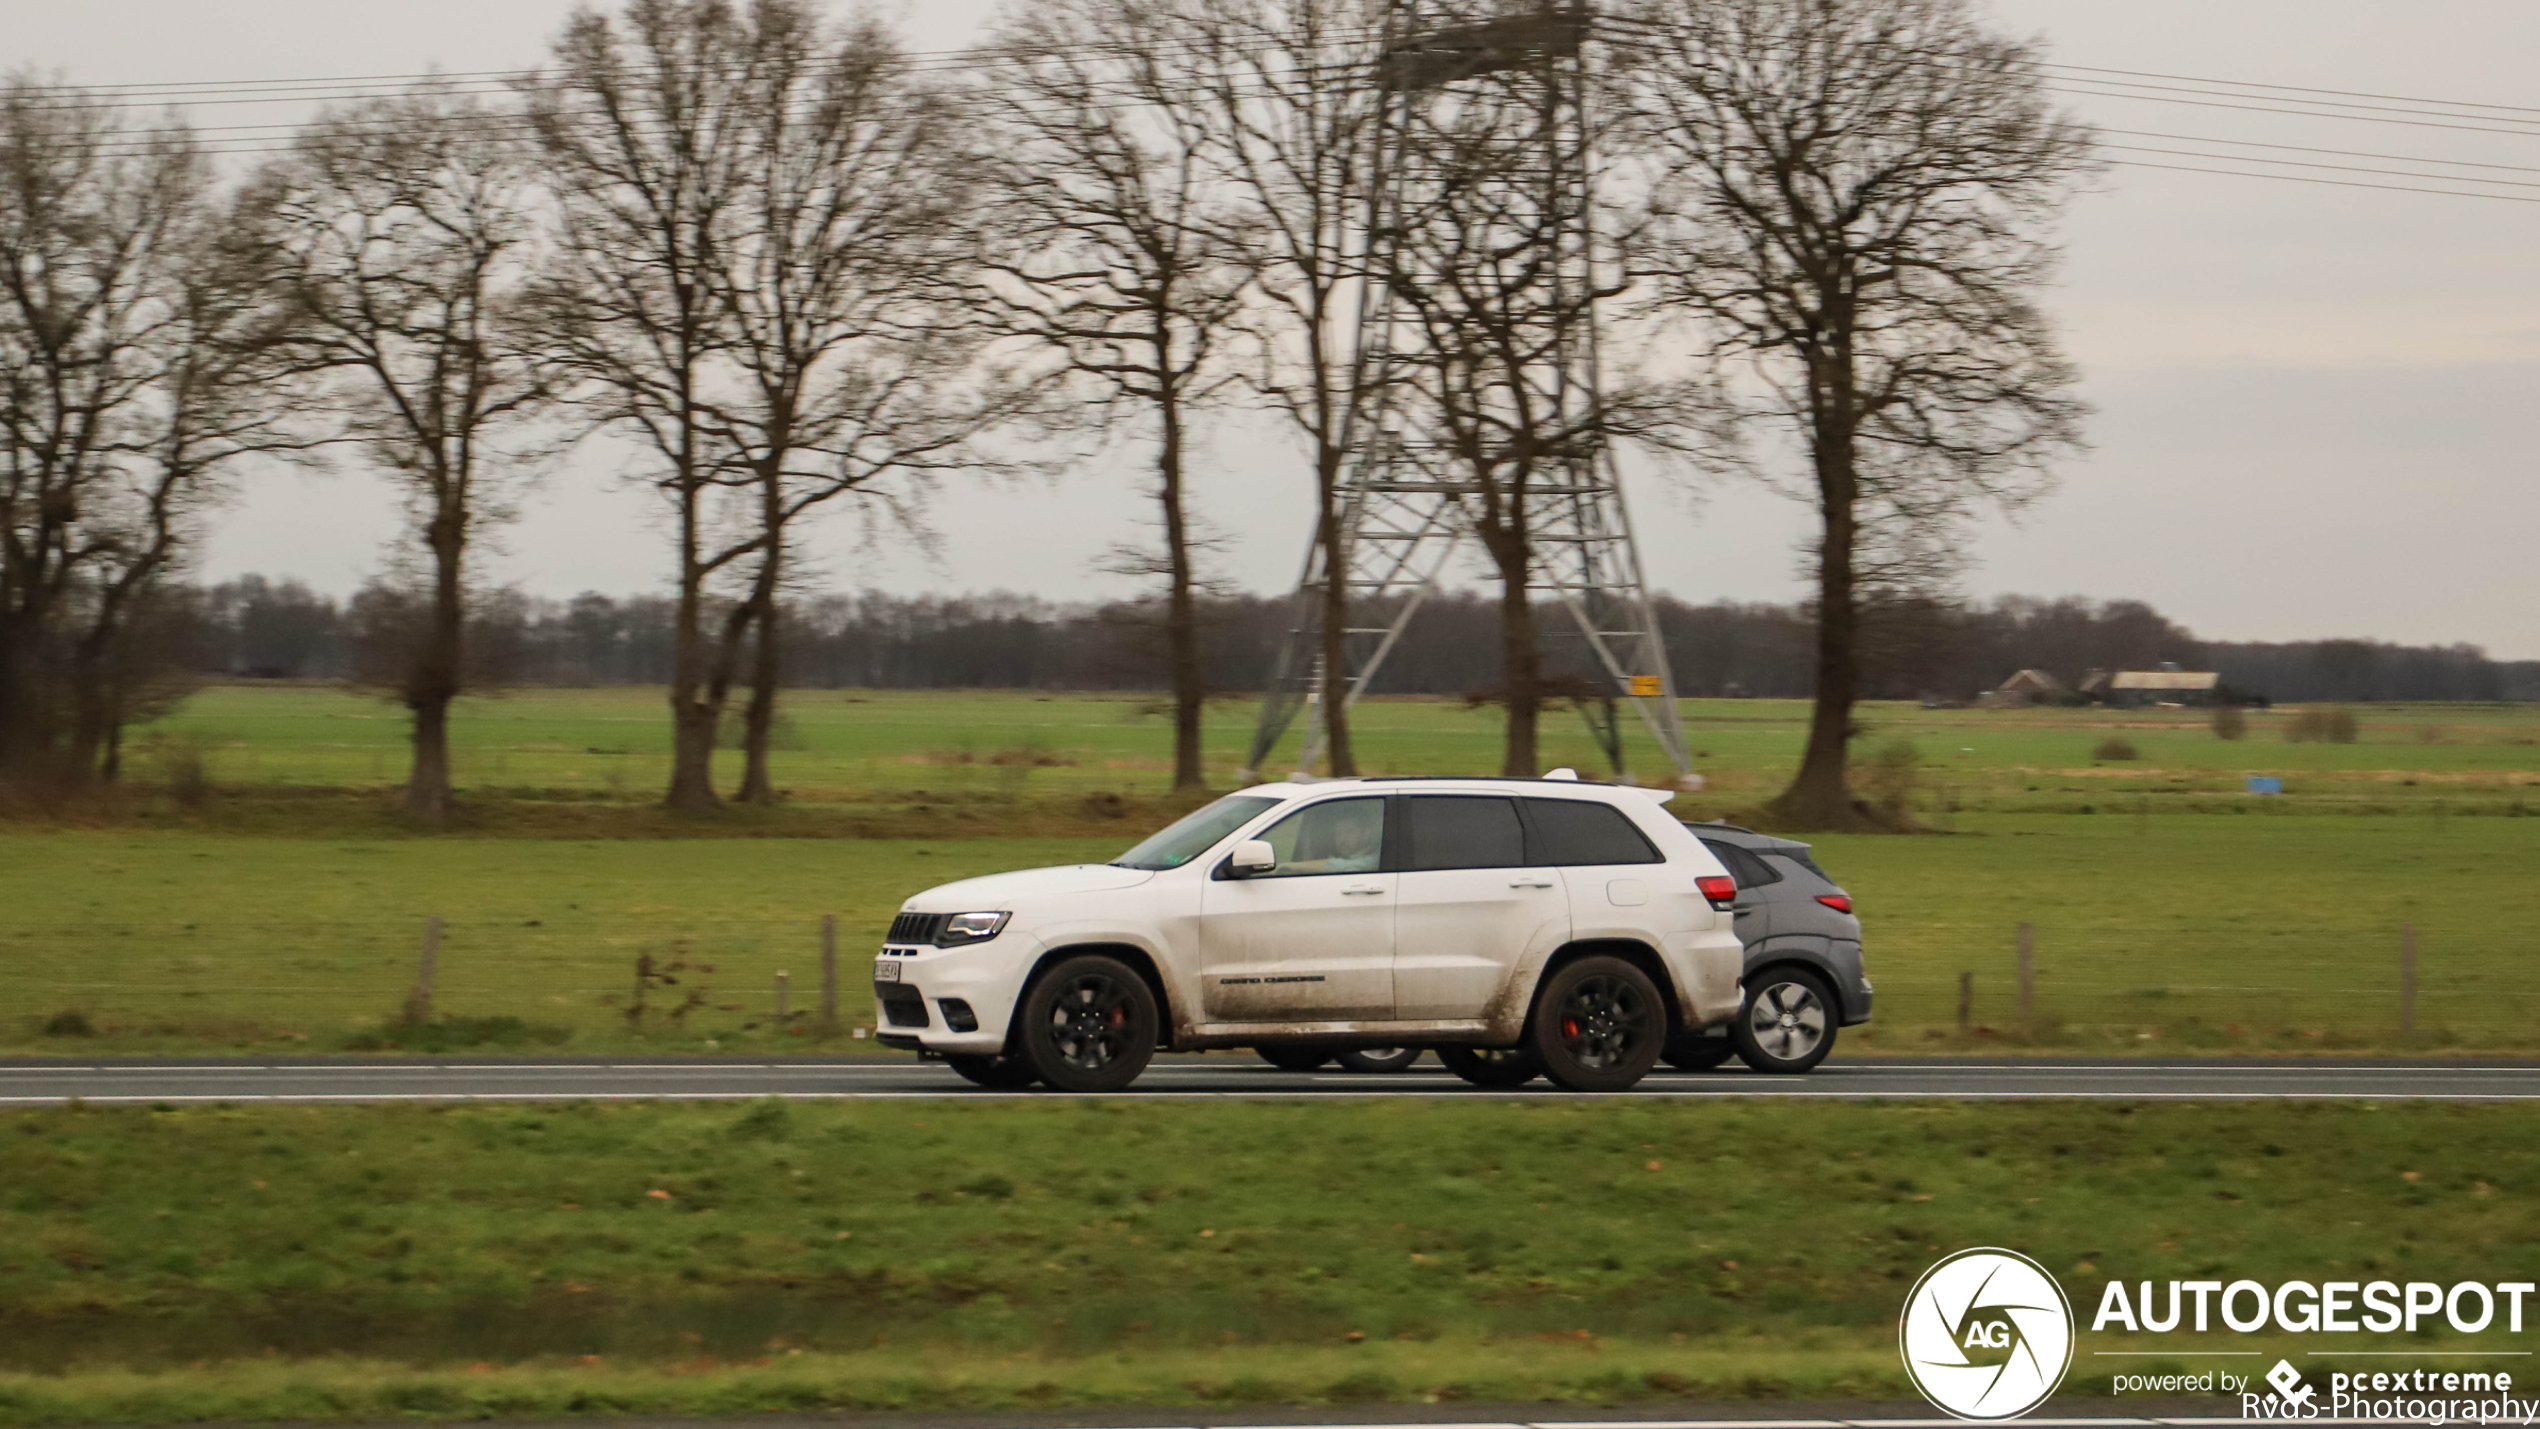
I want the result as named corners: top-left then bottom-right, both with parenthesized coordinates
top-left (1561, 1017), bottom-right (1581, 1040)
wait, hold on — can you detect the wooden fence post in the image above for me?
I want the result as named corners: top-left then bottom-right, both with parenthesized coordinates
top-left (2400, 923), bottom-right (2417, 1035)
top-left (1957, 971), bottom-right (1973, 1032)
top-left (820, 914), bottom-right (839, 1034)
top-left (776, 970), bottom-right (790, 1022)
top-left (404, 915), bottom-right (441, 1025)
top-left (2017, 922), bottom-right (2035, 1031)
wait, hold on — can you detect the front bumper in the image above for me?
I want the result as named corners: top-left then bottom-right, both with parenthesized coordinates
top-left (873, 934), bottom-right (1042, 1055)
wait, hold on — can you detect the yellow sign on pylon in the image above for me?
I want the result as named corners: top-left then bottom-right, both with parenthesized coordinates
top-left (1626, 675), bottom-right (1662, 698)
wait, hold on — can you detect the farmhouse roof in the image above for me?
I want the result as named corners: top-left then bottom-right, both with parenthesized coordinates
top-left (2108, 670), bottom-right (2220, 691)
top-left (1997, 668), bottom-right (2066, 693)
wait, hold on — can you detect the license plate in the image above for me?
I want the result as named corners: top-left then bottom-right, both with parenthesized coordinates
top-left (872, 959), bottom-right (901, 983)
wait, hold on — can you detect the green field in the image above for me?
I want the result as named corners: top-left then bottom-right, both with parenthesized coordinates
top-left (7, 685), bottom-right (2540, 1055)
top-left (2, 812), bottom-right (2535, 1054)
top-left (7, 686), bottom-right (2539, 1423)
top-left (0, 1098), bottom-right (2531, 1422)
top-left (118, 684), bottom-right (2540, 819)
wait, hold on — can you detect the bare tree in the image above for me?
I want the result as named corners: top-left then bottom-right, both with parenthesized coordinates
top-left (1621, 0), bottom-right (2094, 828)
top-left (523, 0), bottom-right (764, 814)
top-left (249, 87), bottom-right (549, 824)
top-left (698, 3), bottom-right (1032, 805)
top-left (0, 78), bottom-right (283, 786)
top-left (64, 210), bottom-right (306, 781)
top-left (975, 0), bottom-right (1248, 793)
top-left (1178, 0), bottom-right (1387, 776)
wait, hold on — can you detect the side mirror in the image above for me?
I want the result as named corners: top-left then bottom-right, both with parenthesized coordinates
top-left (1226, 840), bottom-right (1276, 878)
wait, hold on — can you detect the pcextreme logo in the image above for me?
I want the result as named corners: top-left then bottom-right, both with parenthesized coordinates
top-left (1901, 1248), bottom-right (2077, 1420)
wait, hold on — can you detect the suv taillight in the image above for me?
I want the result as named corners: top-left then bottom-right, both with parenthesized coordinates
top-left (1696, 875), bottom-right (1736, 909)
top-left (1817, 893), bottom-right (1852, 914)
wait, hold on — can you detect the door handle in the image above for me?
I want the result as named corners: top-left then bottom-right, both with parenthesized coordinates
top-left (1341, 884), bottom-right (1385, 896)
top-left (1509, 878), bottom-right (1556, 889)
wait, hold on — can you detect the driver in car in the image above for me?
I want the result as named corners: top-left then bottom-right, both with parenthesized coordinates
top-left (1285, 801), bottom-right (1382, 874)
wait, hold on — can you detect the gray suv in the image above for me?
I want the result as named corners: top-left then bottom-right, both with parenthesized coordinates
top-left (1666, 823), bottom-right (1873, 1073)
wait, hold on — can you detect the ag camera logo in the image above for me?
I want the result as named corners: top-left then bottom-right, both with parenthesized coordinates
top-left (1901, 1248), bottom-right (2076, 1419)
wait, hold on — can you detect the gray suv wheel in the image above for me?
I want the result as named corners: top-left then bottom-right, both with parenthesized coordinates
top-left (1732, 967), bottom-right (1836, 1074)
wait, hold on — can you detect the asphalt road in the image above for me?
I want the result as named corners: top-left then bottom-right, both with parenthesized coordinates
top-left (2, 1053), bottom-right (2536, 1104)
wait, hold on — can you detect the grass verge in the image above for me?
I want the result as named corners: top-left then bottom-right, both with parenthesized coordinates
top-left (1, 1098), bottom-right (2532, 1420)
top-left (0, 1342), bottom-right (1903, 1426)
top-left (5, 813), bottom-right (2537, 1053)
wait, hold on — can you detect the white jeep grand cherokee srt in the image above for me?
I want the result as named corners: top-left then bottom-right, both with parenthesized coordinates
top-left (872, 774), bottom-right (1747, 1093)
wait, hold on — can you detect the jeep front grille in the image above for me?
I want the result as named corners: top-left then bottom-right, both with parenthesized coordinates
top-left (886, 911), bottom-right (949, 947)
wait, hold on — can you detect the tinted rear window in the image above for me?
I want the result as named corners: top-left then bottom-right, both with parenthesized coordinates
top-left (1522, 798), bottom-right (1663, 866)
top-left (1405, 796), bottom-right (1527, 871)
top-left (1776, 849), bottom-right (1833, 882)
top-left (1700, 838), bottom-right (1780, 887)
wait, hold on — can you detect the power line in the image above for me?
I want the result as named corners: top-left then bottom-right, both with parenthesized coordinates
top-left (8, 25), bottom-right (1394, 112)
top-left (2103, 130), bottom-right (2540, 178)
top-left (43, 25), bottom-right (2540, 214)
top-left (2042, 73), bottom-right (2540, 131)
top-left (2044, 85), bottom-right (2540, 141)
top-left (15, 33), bottom-right (2540, 124)
top-left (2108, 159), bottom-right (2540, 204)
top-left (2044, 61), bottom-right (2540, 119)
top-left (2106, 144), bottom-right (2540, 191)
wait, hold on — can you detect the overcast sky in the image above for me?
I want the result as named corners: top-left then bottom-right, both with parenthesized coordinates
top-left (9, 0), bottom-right (2538, 655)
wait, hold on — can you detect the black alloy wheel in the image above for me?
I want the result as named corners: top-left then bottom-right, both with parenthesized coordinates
top-left (1017, 955), bottom-right (1159, 1092)
top-left (1731, 967), bottom-right (1836, 1074)
top-left (1334, 1046), bottom-right (1423, 1073)
top-left (1437, 1044), bottom-right (1543, 1088)
top-left (1256, 1044), bottom-right (1333, 1072)
top-left (945, 1053), bottom-right (1039, 1089)
top-left (1530, 955), bottom-right (1665, 1092)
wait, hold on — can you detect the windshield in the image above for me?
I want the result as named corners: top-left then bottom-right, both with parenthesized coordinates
top-left (1112, 794), bottom-right (1281, 870)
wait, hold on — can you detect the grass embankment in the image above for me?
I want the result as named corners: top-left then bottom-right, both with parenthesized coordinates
top-left (2, 1098), bottom-right (2533, 1422)
top-left (5, 813), bottom-right (2536, 1055)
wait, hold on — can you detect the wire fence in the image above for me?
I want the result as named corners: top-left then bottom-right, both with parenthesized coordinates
top-left (1, 916), bottom-right (2529, 1051)
top-left (0, 917), bottom-right (887, 1049)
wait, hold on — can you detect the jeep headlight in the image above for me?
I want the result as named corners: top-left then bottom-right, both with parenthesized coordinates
top-left (937, 911), bottom-right (1010, 946)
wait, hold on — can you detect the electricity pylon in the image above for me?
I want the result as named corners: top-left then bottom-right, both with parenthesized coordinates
top-left (1242, 0), bottom-right (1694, 783)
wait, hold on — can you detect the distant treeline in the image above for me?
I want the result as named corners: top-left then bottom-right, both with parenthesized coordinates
top-left (189, 577), bottom-right (2540, 705)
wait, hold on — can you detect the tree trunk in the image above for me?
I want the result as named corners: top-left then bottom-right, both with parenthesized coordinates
top-left (0, 607), bottom-right (57, 781)
top-left (1491, 532), bottom-right (1541, 778)
top-left (1773, 361), bottom-right (1871, 830)
top-left (408, 692), bottom-right (453, 823)
top-left (1315, 442), bottom-right (1356, 777)
top-left (735, 527), bottom-right (783, 806)
top-left (664, 486), bottom-right (722, 814)
top-left (404, 511), bottom-right (465, 826)
top-left (67, 645), bottom-right (109, 784)
top-left (1158, 388), bottom-right (1205, 792)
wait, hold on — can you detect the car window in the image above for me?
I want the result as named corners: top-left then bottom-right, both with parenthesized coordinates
top-left (1772, 849), bottom-right (1835, 884)
top-left (1253, 797), bottom-right (1389, 877)
top-left (1113, 794), bottom-right (1281, 870)
top-left (1521, 798), bottom-right (1663, 866)
top-left (1699, 838), bottom-right (1781, 888)
top-left (1405, 795), bottom-right (1526, 871)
